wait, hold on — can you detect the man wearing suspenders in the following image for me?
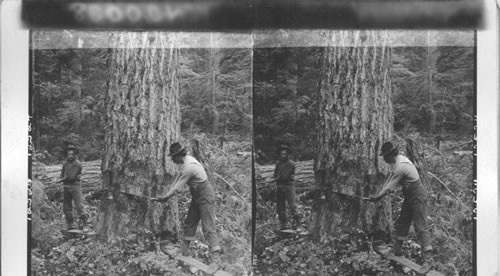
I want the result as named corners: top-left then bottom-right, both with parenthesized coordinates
top-left (369, 142), bottom-right (433, 272)
top-left (153, 142), bottom-right (221, 256)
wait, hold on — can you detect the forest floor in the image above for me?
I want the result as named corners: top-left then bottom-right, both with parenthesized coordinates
top-left (31, 135), bottom-right (252, 276)
top-left (254, 135), bottom-right (474, 276)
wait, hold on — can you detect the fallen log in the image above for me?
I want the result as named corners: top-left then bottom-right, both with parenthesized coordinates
top-left (453, 150), bottom-right (473, 156)
top-left (256, 160), bottom-right (314, 189)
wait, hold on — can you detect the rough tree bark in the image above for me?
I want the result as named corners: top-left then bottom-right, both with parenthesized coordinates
top-left (311, 30), bottom-right (393, 241)
top-left (97, 32), bottom-right (181, 241)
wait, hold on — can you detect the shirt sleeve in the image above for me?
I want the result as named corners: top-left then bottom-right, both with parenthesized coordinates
top-left (392, 163), bottom-right (410, 180)
top-left (273, 162), bottom-right (279, 179)
top-left (60, 163), bottom-right (65, 178)
top-left (66, 163), bottom-right (82, 182)
top-left (77, 163), bottom-right (82, 180)
top-left (289, 162), bottom-right (295, 180)
top-left (379, 171), bottom-right (403, 194)
top-left (169, 163), bottom-right (197, 192)
top-left (383, 163), bottom-right (409, 191)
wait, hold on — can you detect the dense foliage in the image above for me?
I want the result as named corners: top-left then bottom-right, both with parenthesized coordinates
top-left (254, 33), bottom-right (474, 161)
top-left (253, 47), bottom-right (322, 162)
top-left (32, 33), bottom-right (252, 163)
top-left (179, 47), bottom-right (252, 136)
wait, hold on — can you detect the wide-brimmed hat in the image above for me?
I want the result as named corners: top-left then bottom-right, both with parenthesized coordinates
top-left (379, 142), bottom-right (398, 156)
top-left (64, 144), bottom-right (79, 154)
top-left (168, 142), bottom-right (186, 157)
top-left (277, 144), bottom-right (291, 153)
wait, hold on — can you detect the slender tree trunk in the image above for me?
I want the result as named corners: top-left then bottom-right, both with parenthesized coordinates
top-left (290, 62), bottom-right (299, 127)
top-left (210, 34), bottom-right (219, 134)
top-left (426, 31), bottom-right (436, 133)
top-left (97, 32), bottom-right (181, 241)
top-left (70, 50), bottom-right (83, 133)
top-left (427, 31), bottom-right (432, 105)
top-left (311, 31), bottom-right (393, 241)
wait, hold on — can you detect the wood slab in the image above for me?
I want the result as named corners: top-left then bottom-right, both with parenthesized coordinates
top-left (374, 245), bottom-right (444, 276)
top-left (278, 229), bottom-right (309, 236)
top-left (161, 245), bottom-right (232, 276)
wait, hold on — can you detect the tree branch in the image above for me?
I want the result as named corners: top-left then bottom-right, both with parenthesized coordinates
top-left (213, 172), bottom-right (246, 202)
top-left (427, 172), bottom-right (471, 211)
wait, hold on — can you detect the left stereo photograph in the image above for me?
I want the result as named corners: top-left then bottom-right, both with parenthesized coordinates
top-left (29, 30), bottom-right (253, 276)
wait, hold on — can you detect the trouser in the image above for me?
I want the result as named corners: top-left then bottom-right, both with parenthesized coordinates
top-left (276, 185), bottom-right (300, 226)
top-left (183, 181), bottom-right (219, 249)
top-left (395, 195), bottom-right (432, 251)
top-left (63, 185), bottom-right (87, 224)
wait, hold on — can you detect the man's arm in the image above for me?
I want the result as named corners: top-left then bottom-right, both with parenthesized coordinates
top-left (77, 164), bottom-right (82, 181)
top-left (162, 174), bottom-right (187, 200)
top-left (65, 164), bottom-right (82, 182)
top-left (57, 164), bottom-right (67, 183)
top-left (156, 166), bottom-right (195, 202)
top-left (290, 162), bottom-right (295, 181)
top-left (370, 171), bottom-right (403, 201)
top-left (272, 162), bottom-right (279, 182)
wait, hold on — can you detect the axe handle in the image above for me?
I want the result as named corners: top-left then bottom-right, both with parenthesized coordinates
top-left (331, 191), bottom-right (368, 200)
top-left (120, 192), bottom-right (153, 200)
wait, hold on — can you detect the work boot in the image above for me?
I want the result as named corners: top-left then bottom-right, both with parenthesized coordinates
top-left (79, 215), bottom-right (90, 232)
top-left (66, 218), bottom-right (77, 230)
top-left (208, 245), bottom-right (223, 263)
top-left (210, 245), bottom-right (223, 255)
top-left (419, 249), bottom-right (433, 274)
top-left (280, 222), bottom-right (291, 231)
top-left (179, 241), bottom-right (191, 256)
top-left (393, 240), bottom-right (404, 256)
top-left (67, 222), bottom-right (77, 230)
top-left (292, 216), bottom-right (301, 230)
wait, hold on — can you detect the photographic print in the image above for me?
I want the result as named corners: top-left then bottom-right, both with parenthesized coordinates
top-left (253, 30), bottom-right (475, 276)
top-left (30, 31), bottom-right (252, 275)
top-left (1, 0), bottom-right (497, 275)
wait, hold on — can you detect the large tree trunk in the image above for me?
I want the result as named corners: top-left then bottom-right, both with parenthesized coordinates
top-left (311, 31), bottom-right (393, 241)
top-left (97, 32), bottom-right (181, 241)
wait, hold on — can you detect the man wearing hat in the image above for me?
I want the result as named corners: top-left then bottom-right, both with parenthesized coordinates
top-left (368, 141), bottom-right (432, 272)
top-left (272, 144), bottom-right (300, 230)
top-left (56, 144), bottom-right (89, 230)
top-left (152, 142), bottom-right (221, 256)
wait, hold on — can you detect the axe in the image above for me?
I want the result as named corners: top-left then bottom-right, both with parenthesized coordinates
top-left (330, 191), bottom-right (370, 200)
top-left (120, 191), bottom-right (155, 200)
top-left (302, 187), bottom-right (370, 200)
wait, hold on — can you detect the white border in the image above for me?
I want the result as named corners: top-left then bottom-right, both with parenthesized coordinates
top-left (476, 0), bottom-right (498, 274)
top-left (1, 1), bottom-right (497, 275)
top-left (1, 1), bottom-right (29, 275)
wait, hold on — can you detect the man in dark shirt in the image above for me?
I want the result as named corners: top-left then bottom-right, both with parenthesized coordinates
top-left (57, 145), bottom-right (88, 230)
top-left (272, 144), bottom-right (300, 230)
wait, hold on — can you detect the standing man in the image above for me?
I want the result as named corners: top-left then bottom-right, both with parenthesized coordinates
top-left (272, 144), bottom-right (300, 230)
top-left (153, 142), bottom-right (221, 256)
top-left (368, 142), bottom-right (432, 272)
top-left (57, 144), bottom-right (88, 230)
